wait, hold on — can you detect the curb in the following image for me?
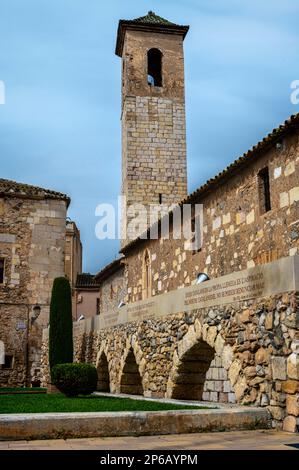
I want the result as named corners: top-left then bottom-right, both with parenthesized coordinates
top-left (0, 407), bottom-right (270, 441)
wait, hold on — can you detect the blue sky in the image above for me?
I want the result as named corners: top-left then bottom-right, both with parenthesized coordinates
top-left (1, 0), bottom-right (299, 273)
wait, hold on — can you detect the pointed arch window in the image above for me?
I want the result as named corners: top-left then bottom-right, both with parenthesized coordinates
top-left (147, 48), bottom-right (162, 87)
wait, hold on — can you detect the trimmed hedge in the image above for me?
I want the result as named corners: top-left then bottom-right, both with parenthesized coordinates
top-left (51, 363), bottom-right (98, 397)
top-left (49, 277), bottom-right (73, 373)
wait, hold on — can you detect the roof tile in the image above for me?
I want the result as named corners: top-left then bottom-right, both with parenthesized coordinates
top-left (0, 178), bottom-right (70, 205)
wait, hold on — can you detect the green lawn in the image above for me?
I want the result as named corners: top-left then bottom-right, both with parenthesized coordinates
top-left (0, 394), bottom-right (208, 414)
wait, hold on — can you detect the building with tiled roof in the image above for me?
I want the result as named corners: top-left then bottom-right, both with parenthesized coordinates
top-left (121, 113), bottom-right (299, 254)
top-left (0, 178), bottom-right (70, 206)
top-left (39, 12), bottom-right (299, 431)
top-left (0, 178), bottom-right (81, 388)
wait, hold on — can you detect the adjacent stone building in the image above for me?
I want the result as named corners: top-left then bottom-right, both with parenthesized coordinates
top-left (65, 219), bottom-right (83, 317)
top-left (65, 220), bottom-right (82, 290)
top-left (0, 178), bottom-right (81, 387)
top-left (74, 274), bottom-right (100, 320)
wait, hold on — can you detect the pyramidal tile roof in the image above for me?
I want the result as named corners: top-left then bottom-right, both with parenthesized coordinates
top-left (115, 11), bottom-right (189, 57)
top-left (0, 178), bottom-right (70, 205)
top-left (132, 11), bottom-right (176, 26)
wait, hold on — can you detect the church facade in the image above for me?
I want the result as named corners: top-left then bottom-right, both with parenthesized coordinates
top-left (41, 12), bottom-right (299, 433)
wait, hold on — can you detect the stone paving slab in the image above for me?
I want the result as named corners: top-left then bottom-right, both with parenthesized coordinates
top-left (0, 407), bottom-right (269, 441)
top-left (1, 431), bottom-right (298, 450)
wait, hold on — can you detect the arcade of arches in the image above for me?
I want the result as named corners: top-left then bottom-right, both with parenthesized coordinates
top-left (41, 291), bottom-right (299, 433)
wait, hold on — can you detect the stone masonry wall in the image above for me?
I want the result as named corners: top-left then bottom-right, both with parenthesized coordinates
top-left (121, 30), bottom-right (187, 243)
top-left (41, 292), bottom-right (299, 432)
top-left (0, 196), bottom-right (67, 386)
top-left (99, 267), bottom-right (125, 316)
top-left (124, 130), bottom-right (299, 302)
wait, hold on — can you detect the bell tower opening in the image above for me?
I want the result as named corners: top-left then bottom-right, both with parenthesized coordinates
top-left (147, 48), bottom-right (162, 87)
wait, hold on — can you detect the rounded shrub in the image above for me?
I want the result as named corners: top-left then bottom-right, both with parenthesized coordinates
top-left (51, 363), bottom-right (98, 397)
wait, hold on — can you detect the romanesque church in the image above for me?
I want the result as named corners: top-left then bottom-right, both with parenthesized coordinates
top-left (1, 12), bottom-right (299, 432)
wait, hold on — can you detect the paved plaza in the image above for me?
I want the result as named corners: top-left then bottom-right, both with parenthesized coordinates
top-left (0, 430), bottom-right (298, 450)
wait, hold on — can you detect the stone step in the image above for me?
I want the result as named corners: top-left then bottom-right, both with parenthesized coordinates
top-left (0, 407), bottom-right (270, 440)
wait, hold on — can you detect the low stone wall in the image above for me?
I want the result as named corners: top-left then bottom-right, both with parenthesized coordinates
top-left (41, 292), bottom-right (299, 432)
top-left (0, 408), bottom-right (269, 441)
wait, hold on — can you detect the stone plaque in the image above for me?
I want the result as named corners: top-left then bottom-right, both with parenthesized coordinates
top-left (117, 256), bottom-right (299, 327)
top-left (42, 255), bottom-right (299, 336)
top-left (184, 271), bottom-right (265, 309)
top-left (127, 300), bottom-right (156, 322)
top-left (100, 312), bottom-right (120, 329)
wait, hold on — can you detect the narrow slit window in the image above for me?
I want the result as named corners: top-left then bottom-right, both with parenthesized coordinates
top-left (159, 193), bottom-right (162, 204)
top-left (96, 297), bottom-right (100, 316)
top-left (147, 48), bottom-right (162, 87)
top-left (0, 258), bottom-right (4, 284)
top-left (142, 250), bottom-right (151, 300)
top-left (258, 167), bottom-right (271, 214)
top-left (2, 355), bottom-right (13, 369)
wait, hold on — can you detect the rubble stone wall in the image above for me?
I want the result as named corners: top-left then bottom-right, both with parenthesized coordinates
top-left (124, 131), bottom-right (299, 303)
top-left (41, 292), bottom-right (299, 432)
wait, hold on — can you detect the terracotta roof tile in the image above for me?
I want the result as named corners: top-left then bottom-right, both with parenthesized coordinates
top-left (0, 178), bottom-right (70, 206)
top-left (115, 12), bottom-right (189, 57)
top-left (132, 11), bottom-right (176, 26)
top-left (76, 273), bottom-right (100, 288)
top-left (94, 257), bottom-right (124, 284)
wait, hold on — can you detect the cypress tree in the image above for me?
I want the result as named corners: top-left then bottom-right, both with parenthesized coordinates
top-left (49, 277), bottom-right (73, 374)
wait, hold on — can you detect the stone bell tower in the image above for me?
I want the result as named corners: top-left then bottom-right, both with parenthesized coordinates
top-left (116, 11), bottom-right (189, 245)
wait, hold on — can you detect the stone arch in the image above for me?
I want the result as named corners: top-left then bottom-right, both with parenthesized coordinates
top-left (166, 321), bottom-right (238, 402)
top-left (120, 347), bottom-right (143, 395)
top-left (171, 339), bottom-right (214, 400)
top-left (96, 351), bottom-right (110, 392)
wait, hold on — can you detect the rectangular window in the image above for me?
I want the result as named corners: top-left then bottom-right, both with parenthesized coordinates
top-left (258, 167), bottom-right (271, 214)
top-left (2, 355), bottom-right (13, 369)
top-left (0, 258), bottom-right (4, 284)
top-left (191, 204), bottom-right (203, 254)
